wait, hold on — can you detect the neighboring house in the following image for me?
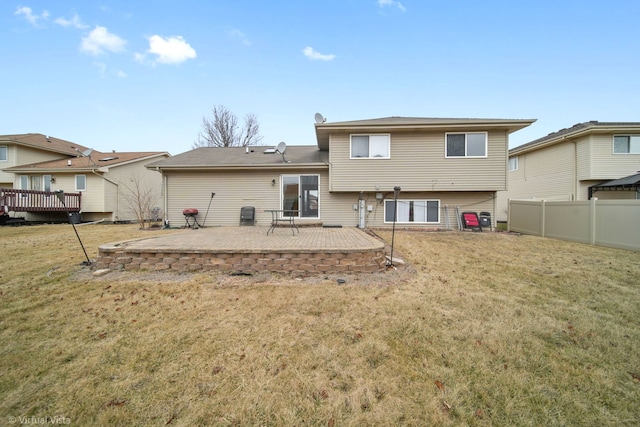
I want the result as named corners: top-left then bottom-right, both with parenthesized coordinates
top-left (147, 117), bottom-right (534, 229)
top-left (497, 121), bottom-right (640, 221)
top-left (0, 133), bottom-right (169, 222)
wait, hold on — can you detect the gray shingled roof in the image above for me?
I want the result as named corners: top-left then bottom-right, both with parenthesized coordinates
top-left (5, 151), bottom-right (169, 172)
top-left (510, 121), bottom-right (640, 155)
top-left (147, 146), bottom-right (328, 170)
top-left (0, 133), bottom-right (90, 156)
top-left (314, 116), bottom-right (536, 150)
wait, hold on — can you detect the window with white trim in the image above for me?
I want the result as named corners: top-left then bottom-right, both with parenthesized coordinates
top-left (75, 174), bottom-right (86, 191)
top-left (384, 199), bottom-right (440, 224)
top-left (281, 174), bottom-right (319, 218)
top-left (19, 175), bottom-right (28, 190)
top-left (350, 134), bottom-right (390, 159)
top-left (509, 156), bottom-right (518, 171)
top-left (0, 146), bottom-right (7, 161)
top-left (446, 132), bottom-right (487, 157)
top-left (613, 135), bottom-right (640, 154)
top-left (43, 175), bottom-right (52, 192)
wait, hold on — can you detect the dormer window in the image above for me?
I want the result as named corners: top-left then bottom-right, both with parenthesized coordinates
top-left (350, 134), bottom-right (390, 159)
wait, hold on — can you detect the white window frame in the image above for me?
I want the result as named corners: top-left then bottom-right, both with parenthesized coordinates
top-left (43, 175), bottom-right (52, 192)
top-left (508, 156), bottom-right (519, 171)
top-left (75, 174), bottom-right (86, 192)
top-left (281, 174), bottom-right (320, 218)
top-left (445, 132), bottom-right (488, 158)
top-left (350, 134), bottom-right (390, 159)
top-left (0, 146), bottom-right (7, 161)
top-left (19, 175), bottom-right (28, 190)
top-left (613, 135), bottom-right (640, 154)
top-left (384, 199), bottom-right (440, 224)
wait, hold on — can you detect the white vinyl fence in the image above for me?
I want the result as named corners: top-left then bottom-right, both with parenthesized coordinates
top-left (508, 199), bottom-right (640, 251)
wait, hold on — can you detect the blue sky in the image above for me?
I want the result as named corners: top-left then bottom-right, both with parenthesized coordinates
top-left (3, 1), bottom-right (639, 154)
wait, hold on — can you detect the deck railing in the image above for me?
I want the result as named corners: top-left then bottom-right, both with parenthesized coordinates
top-left (0, 188), bottom-right (81, 213)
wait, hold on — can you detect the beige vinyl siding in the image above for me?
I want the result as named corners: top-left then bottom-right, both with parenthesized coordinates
top-left (164, 169), bottom-right (329, 227)
top-left (590, 134), bottom-right (640, 179)
top-left (98, 161), bottom-right (165, 222)
top-left (357, 191), bottom-right (496, 228)
top-left (163, 170), bottom-right (497, 228)
top-left (0, 145), bottom-right (15, 186)
top-left (575, 136), bottom-right (591, 181)
top-left (15, 145), bottom-right (67, 166)
top-left (77, 173), bottom-right (107, 214)
top-left (328, 130), bottom-right (508, 193)
top-left (2, 146), bottom-right (65, 187)
top-left (507, 142), bottom-right (576, 201)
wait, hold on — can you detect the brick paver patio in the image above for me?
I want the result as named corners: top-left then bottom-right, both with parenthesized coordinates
top-left (95, 226), bottom-right (387, 274)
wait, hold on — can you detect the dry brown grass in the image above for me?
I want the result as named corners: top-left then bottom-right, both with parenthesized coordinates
top-left (1, 224), bottom-right (639, 426)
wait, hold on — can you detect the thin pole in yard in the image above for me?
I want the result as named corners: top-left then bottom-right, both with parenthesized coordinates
top-left (388, 186), bottom-right (401, 268)
top-left (55, 190), bottom-right (91, 266)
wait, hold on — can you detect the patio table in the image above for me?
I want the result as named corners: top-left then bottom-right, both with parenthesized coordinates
top-left (265, 209), bottom-right (299, 235)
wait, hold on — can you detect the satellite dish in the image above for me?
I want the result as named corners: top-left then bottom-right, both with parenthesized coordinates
top-left (276, 141), bottom-right (290, 163)
top-left (81, 148), bottom-right (93, 157)
top-left (276, 141), bottom-right (287, 154)
top-left (314, 113), bottom-right (326, 124)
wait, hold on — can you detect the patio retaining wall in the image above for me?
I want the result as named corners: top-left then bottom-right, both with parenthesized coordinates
top-left (94, 248), bottom-right (387, 275)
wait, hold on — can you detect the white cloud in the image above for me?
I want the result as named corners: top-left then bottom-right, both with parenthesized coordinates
top-left (377, 0), bottom-right (406, 12)
top-left (302, 46), bottom-right (336, 61)
top-left (116, 70), bottom-right (127, 78)
top-left (93, 61), bottom-right (107, 76)
top-left (15, 6), bottom-right (49, 26)
top-left (145, 35), bottom-right (197, 65)
top-left (55, 13), bottom-right (88, 30)
top-left (81, 26), bottom-right (126, 55)
top-left (229, 29), bottom-right (251, 46)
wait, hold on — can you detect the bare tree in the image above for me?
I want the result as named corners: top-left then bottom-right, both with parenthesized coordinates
top-left (193, 105), bottom-right (263, 148)
top-left (121, 173), bottom-right (160, 229)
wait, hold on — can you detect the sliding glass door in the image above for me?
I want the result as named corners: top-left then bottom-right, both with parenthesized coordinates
top-left (281, 175), bottom-right (319, 218)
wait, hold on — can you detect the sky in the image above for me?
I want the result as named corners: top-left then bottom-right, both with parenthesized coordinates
top-left (3, 1), bottom-right (640, 154)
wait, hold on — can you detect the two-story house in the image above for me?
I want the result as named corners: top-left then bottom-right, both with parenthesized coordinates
top-left (1, 133), bottom-right (169, 223)
top-left (147, 117), bottom-right (535, 229)
top-left (497, 121), bottom-right (640, 221)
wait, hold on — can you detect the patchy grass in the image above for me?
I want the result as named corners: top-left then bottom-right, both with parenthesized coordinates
top-left (1, 224), bottom-right (639, 426)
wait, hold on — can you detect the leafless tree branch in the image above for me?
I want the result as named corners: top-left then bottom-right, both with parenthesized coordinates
top-left (193, 105), bottom-right (263, 148)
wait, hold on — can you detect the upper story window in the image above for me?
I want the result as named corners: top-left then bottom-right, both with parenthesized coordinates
top-left (75, 174), bottom-right (86, 192)
top-left (350, 134), bottom-right (390, 159)
top-left (509, 156), bottom-right (519, 171)
top-left (613, 135), bottom-right (640, 154)
top-left (0, 146), bottom-right (7, 161)
top-left (446, 132), bottom-right (487, 158)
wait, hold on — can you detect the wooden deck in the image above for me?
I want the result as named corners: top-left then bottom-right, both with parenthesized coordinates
top-left (0, 188), bottom-right (81, 213)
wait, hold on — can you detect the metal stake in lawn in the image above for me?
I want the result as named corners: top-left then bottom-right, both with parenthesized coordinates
top-left (201, 192), bottom-right (215, 227)
top-left (388, 186), bottom-right (401, 268)
top-left (55, 190), bottom-right (91, 266)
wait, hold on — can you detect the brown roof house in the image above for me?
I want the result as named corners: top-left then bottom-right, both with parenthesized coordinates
top-left (1, 133), bottom-right (169, 223)
top-left (146, 116), bottom-right (535, 229)
top-left (496, 121), bottom-right (640, 221)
